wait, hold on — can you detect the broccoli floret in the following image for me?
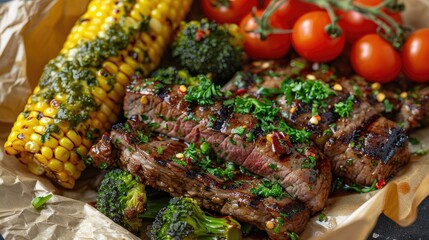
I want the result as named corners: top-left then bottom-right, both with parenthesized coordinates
top-left (172, 19), bottom-right (243, 83)
top-left (150, 197), bottom-right (242, 240)
top-left (96, 169), bottom-right (146, 233)
top-left (151, 67), bottom-right (198, 86)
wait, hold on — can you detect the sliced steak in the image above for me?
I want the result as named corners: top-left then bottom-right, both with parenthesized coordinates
top-left (223, 59), bottom-right (410, 186)
top-left (88, 119), bottom-right (311, 239)
top-left (123, 80), bottom-right (332, 213)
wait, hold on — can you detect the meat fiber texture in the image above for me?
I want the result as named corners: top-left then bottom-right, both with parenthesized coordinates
top-left (1, 0), bottom-right (429, 240)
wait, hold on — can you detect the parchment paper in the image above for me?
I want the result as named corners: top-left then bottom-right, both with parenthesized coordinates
top-left (1, 0), bottom-right (428, 239)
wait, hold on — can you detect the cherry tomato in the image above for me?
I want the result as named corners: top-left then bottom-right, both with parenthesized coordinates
top-left (338, 0), bottom-right (403, 43)
top-left (239, 10), bottom-right (291, 59)
top-left (350, 34), bottom-right (401, 83)
top-left (291, 11), bottom-right (346, 62)
top-left (264, 0), bottom-right (322, 27)
top-left (200, 0), bottom-right (259, 24)
top-left (401, 28), bottom-right (429, 83)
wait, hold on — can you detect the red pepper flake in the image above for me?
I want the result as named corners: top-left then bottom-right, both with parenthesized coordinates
top-left (235, 88), bottom-right (248, 95)
top-left (195, 29), bottom-right (205, 41)
top-left (185, 157), bottom-right (192, 165)
top-left (271, 132), bottom-right (292, 155)
top-left (376, 179), bottom-right (385, 189)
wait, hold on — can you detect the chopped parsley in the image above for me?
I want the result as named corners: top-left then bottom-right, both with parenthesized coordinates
top-left (184, 76), bottom-right (222, 105)
top-left (136, 130), bottom-right (149, 144)
top-left (231, 126), bottom-right (245, 136)
top-left (268, 163), bottom-right (278, 171)
top-left (234, 96), bottom-right (279, 123)
top-left (384, 99), bottom-right (393, 113)
top-left (274, 217), bottom-right (284, 233)
top-left (250, 179), bottom-right (290, 199)
top-left (318, 213), bottom-right (327, 222)
top-left (409, 137), bottom-right (420, 145)
top-left (334, 95), bottom-right (355, 118)
top-left (157, 146), bottom-right (164, 155)
top-left (287, 231), bottom-right (300, 240)
top-left (301, 156), bottom-right (316, 169)
top-left (343, 179), bottom-right (377, 193)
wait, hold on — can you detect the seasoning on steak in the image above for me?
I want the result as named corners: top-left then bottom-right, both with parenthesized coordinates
top-left (123, 78), bottom-right (332, 213)
top-left (223, 59), bottom-right (410, 186)
top-left (88, 119), bottom-right (311, 239)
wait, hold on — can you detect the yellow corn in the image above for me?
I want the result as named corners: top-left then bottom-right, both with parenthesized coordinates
top-left (4, 0), bottom-right (193, 188)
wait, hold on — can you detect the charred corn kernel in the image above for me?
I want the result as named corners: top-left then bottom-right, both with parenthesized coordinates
top-left (25, 141), bottom-right (40, 153)
top-left (176, 153), bottom-right (184, 159)
top-left (66, 130), bottom-right (82, 146)
top-left (333, 83), bottom-right (343, 91)
top-left (266, 220), bottom-right (275, 230)
top-left (28, 162), bottom-right (45, 176)
top-left (5, 0), bottom-right (194, 189)
top-left (69, 152), bottom-right (81, 165)
top-left (377, 92), bottom-right (386, 102)
top-left (179, 85), bottom-right (187, 93)
top-left (41, 146), bottom-right (54, 160)
top-left (64, 162), bottom-right (77, 176)
top-left (54, 146), bottom-right (70, 162)
top-left (400, 92), bottom-right (408, 99)
top-left (371, 82), bottom-right (381, 91)
top-left (306, 74), bottom-right (316, 80)
top-left (48, 159), bottom-right (64, 172)
top-left (266, 134), bottom-right (273, 143)
top-left (34, 153), bottom-right (49, 165)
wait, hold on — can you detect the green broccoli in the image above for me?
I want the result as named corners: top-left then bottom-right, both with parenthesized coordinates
top-left (150, 197), bottom-right (242, 240)
top-left (172, 19), bottom-right (243, 83)
top-left (96, 169), bottom-right (146, 233)
top-left (151, 67), bottom-right (198, 86)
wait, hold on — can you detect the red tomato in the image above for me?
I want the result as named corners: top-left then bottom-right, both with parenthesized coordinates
top-left (338, 0), bottom-right (403, 43)
top-left (264, 0), bottom-right (322, 27)
top-left (351, 34), bottom-right (401, 83)
top-left (239, 10), bottom-right (291, 59)
top-left (200, 0), bottom-right (259, 24)
top-left (401, 28), bottom-right (429, 83)
top-left (291, 11), bottom-right (346, 62)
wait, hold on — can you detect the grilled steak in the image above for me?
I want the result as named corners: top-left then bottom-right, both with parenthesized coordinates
top-left (88, 119), bottom-right (311, 239)
top-left (123, 79), bottom-right (332, 213)
top-left (223, 59), bottom-right (410, 186)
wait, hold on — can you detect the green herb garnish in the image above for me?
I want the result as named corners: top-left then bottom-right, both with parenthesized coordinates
top-left (250, 179), bottom-right (290, 199)
top-left (334, 95), bottom-right (355, 118)
top-left (184, 76), bottom-right (222, 105)
top-left (32, 193), bottom-right (53, 209)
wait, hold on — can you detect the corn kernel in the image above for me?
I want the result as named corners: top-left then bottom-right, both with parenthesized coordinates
top-left (28, 162), bottom-right (45, 176)
top-left (44, 137), bottom-right (58, 149)
top-left (179, 85), bottom-right (187, 93)
top-left (66, 130), bottom-right (82, 146)
top-left (371, 82), bottom-right (381, 91)
top-left (25, 141), bottom-right (40, 153)
top-left (72, 171), bottom-right (82, 180)
top-left (140, 96), bottom-right (148, 104)
top-left (119, 63), bottom-right (135, 77)
top-left (48, 159), bottom-right (64, 172)
top-left (77, 161), bottom-right (86, 172)
top-left (64, 162), bottom-right (77, 176)
top-left (265, 220), bottom-right (275, 229)
top-left (400, 92), bottom-right (408, 99)
top-left (103, 61), bottom-right (118, 75)
top-left (56, 171), bottom-right (69, 182)
top-left (54, 146), bottom-right (70, 162)
top-left (30, 133), bottom-right (43, 145)
top-left (176, 153), bottom-right (184, 159)
top-left (266, 134), bottom-right (273, 143)
top-left (289, 107), bottom-right (296, 114)
top-left (34, 153), bottom-right (49, 165)
top-left (310, 115), bottom-right (320, 125)
top-left (376, 92), bottom-right (386, 102)
top-left (39, 117), bottom-right (54, 126)
top-left (59, 137), bottom-right (74, 150)
top-left (41, 146), bottom-right (54, 160)
top-left (306, 74), bottom-right (316, 80)
top-left (333, 83), bottom-right (343, 91)
top-left (43, 107), bottom-right (57, 118)
top-left (69, 152), bottom-right (80, 165)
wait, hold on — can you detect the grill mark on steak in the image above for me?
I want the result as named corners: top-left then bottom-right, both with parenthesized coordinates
top-left (223, 59), bottom-right (410, 186)
top-left (124, 81), bottom-right (332, 213)
top-left (88, 119), bottom-right (311, 239)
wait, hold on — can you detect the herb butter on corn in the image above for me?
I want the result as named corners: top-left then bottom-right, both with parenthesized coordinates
top-left (4, 0), bottom-right (193, 189)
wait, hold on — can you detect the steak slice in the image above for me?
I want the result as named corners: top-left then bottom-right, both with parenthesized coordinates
top-left (223, 59), bottom-right (410, 186)
top-left (88, 119), bottom-right (311, 239)
top-left (123, 79), bottom-right (332, 213)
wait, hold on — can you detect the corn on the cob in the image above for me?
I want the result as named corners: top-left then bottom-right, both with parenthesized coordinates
top-left (4, 0), bottom-right (193, 189)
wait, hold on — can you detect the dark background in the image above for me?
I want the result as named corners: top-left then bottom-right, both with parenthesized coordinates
top-left (368, 197), bottom-right (429, 240)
